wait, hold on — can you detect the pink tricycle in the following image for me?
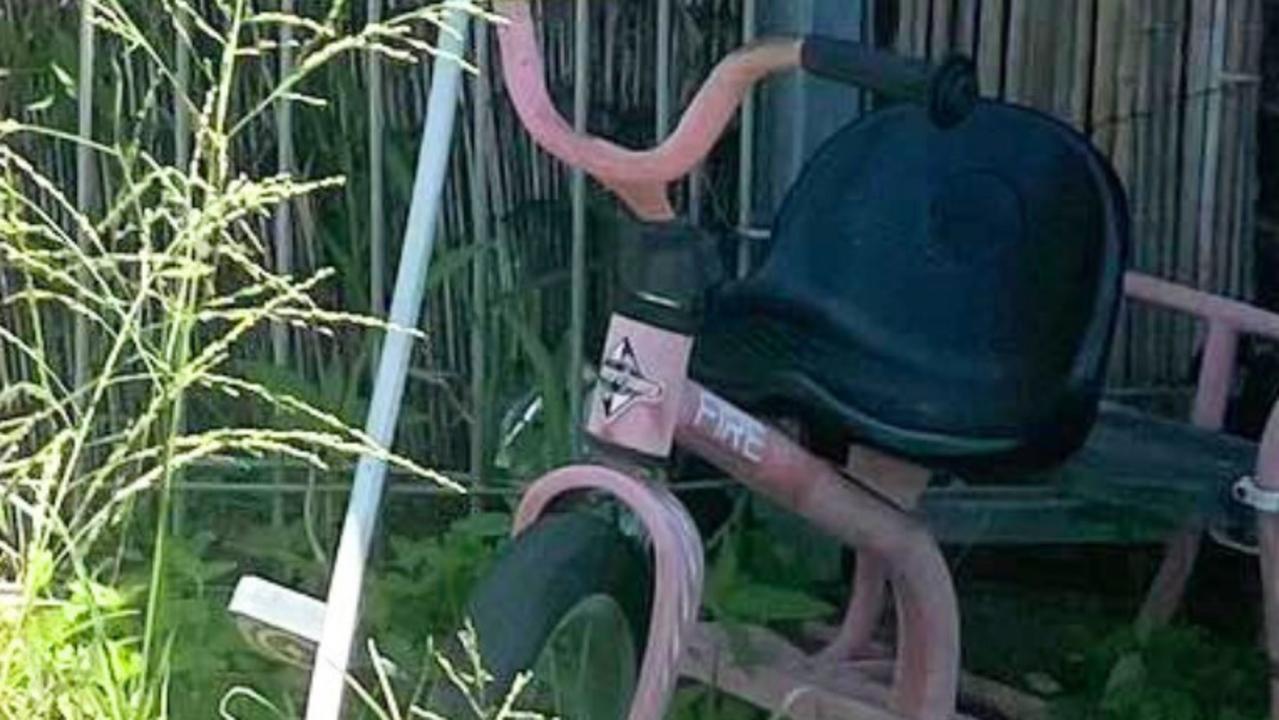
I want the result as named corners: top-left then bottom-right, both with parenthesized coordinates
top-left (430, 3), bottom-right (1279, 719)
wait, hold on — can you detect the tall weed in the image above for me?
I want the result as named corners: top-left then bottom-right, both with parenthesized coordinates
top-left (0, 0), bottom-right (488, 715)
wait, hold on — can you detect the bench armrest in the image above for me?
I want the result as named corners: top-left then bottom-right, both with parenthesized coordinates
top-left (1125, 271), bottom-right (1279, 341)
top-left (1123, 271), bottom-right (1279, 431)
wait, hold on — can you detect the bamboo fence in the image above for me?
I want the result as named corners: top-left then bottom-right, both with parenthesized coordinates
top-left (892, 0), bottom-right (1265, 387)
top-left (0, 0), bottom-right (1269, 484)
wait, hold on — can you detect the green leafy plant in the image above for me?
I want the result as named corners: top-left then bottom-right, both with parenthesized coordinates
top-left (0, 550), bottom-right (146, 719)
top-left (0, 0), bottom-right (491, 715)
top-left (1050, 624), bottom-right (1267, 720)
top-left (368, 511), bottom-right (510, 661)
top-left (215, 623), bottom-right (548, 720)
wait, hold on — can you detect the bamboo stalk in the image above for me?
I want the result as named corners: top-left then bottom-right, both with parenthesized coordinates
top-left (1133, 0), bottom-right (1158, 384)
top-left (932, 0), bottom-right (953, 58)
top-left (955, 0), bottom-right (979, 57)
top-left (1004, 0), bottom-right (1030, 102)
top-left (1149, 0), bottom-right (1179, 380)
top-left (1051, 0), bottom-right (1079, 120)
top-left (897, 0), bottom-right (918, 54)
top-left (74, 0), bottom-right (95, 397)
top-left (170, 0), bottom-right (193, 535)
top-left (1038, 0), bottom-right (1067, 111)
top-left (482, 44), bottom-right (515, 298)
top-left (1091, 0), bottom-right (1123, 153)
top-left (1212, 0), bottom-right (1238, 295)
top-left (688, 23), bottom-right (705, 225)
top-left (1238, 0), bottom-right (1262, 297)
top-left (1163, 0), bottom-right (1194, 378)
top-left (1195, 0), bottom-right (1228, 291)
top-left (369, 0), bottom-right (387, 319)
top-left (656, 0), bottom-right (672, 139)
top-left (1214, 0), bottom-right (1250, 297)
top-left (270, 0), bottom-right (297, 528)
top-left (1114, 0), bottom-right (1143, 187)
top-left (175, 14), bottom-right (191, 168)
top-left (1235, 0), bottom-right (1264, 298)
top-left (569, 0), bottom-right (589, 450)
top-left (443, 156), bottom-right (464, 374)
top-left (866, 0), bottom-right (878, 66)
top-left (978, 0), bottom-right (1007, 96)
top-left (1070, 0), bottom-right (1097, 128)
top-left (603, 0), bottom-right (618, 108)
top-left (468, 20), bottom-right (492, 487)
top-left (1093, 0), bottom-right (1129, 378)
top-left (1177, 0), bottom-right (1213, 296)
top-left (0, 265), bottom-right (9, 389)
top-left (914, 0), bottom-right (932, 56)
top-left (736, 0), bottom-right (756, 276)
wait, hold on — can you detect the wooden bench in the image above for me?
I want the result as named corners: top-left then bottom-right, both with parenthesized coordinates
top-left (927, 401), bottom-right (1256, 545)
top-left (920, 270), bottom-right (1279, 635)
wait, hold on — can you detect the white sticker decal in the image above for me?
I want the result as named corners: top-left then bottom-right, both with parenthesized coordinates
top-left (598, 337), bottom-right (664, 423)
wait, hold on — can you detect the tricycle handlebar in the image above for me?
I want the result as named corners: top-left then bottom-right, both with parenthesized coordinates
top-left (493, 1), bottom-right (977, 221)
top-left (801, 37), bottom-right (977, 128)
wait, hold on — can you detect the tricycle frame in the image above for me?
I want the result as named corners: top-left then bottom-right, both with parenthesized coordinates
top-left (507, 269), bottom-right (1279, 720)
top-left (289, 2), bottom-right (1279, 716)
top-left (492, 0), bottom-right (1279, 714)
top-left (514, 311), bottom-right (960, 720)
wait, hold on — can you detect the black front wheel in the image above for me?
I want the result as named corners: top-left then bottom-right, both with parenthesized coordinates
top-left (428, 512), bottom-right (654, 720)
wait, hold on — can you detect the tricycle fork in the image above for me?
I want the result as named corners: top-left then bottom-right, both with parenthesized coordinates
top-left (512, 465), bottom-right (704, 720)
top-left (558, 312), bottom-right (958, 719)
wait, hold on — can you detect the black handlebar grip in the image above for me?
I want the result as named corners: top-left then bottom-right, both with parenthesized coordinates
top-left (801, 36), bottom-right (978, 128)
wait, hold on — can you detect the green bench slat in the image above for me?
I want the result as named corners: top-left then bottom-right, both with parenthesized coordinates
top-left (924, 402), bottom-right (1257, 545)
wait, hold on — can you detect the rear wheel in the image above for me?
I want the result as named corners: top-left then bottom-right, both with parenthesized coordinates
top-left (428, 511), bottom-right (653, 719)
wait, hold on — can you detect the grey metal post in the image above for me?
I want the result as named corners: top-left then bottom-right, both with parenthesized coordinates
top-left (303, 9), bottom-right (470, 718)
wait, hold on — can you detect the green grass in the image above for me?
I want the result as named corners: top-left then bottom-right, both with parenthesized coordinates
top-left (0, 0), bottom-right (490, 716)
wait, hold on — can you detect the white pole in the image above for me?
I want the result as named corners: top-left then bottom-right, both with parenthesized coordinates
top-left (303, 9), bottom-right (470, 718)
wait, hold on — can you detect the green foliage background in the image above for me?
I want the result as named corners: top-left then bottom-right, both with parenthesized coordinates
top-left (0, 0), bottom-right (1272, 718)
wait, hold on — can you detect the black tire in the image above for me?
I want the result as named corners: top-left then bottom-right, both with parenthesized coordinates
top-left (428, 511), bottom-right (653, 719)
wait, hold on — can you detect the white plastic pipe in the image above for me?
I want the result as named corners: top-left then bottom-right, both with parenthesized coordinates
top-left (303, 9), bottom-right (470, 718)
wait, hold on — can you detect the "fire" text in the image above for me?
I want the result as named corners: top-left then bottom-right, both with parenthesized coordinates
top-left (694, 392), bottom-right (766, 463)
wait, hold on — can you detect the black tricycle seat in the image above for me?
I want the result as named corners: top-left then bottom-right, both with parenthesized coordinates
top-left (692, 101), bottom-right (1130, 475)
